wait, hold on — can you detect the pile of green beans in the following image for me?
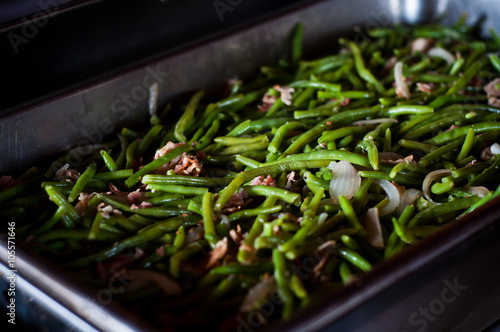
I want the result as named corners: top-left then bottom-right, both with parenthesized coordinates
top-left (3, 20), bottom-right (500, 330)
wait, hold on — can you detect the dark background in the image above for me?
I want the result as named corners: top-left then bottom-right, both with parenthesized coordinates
top-left (0, 0), bottom-right (316, 111)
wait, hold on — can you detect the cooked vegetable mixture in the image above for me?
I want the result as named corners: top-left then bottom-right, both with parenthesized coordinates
top-left (3, 20), bottom-right (500, 330)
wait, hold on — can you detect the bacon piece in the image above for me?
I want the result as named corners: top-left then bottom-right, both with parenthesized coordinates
top-left (340, 98), bottom-right (351, 106)
top-left (249, 175), bottom-right (276, 187)
top-left (155, 142), bottom-right (186, 160)
top-left (75, 193), bottom-right (93, 215)
top-left (54, 164), bottom-right (80, 181)
top-left (484, 78), bottom-right (500, 108)
top-left (127, 189), bottom-right (143, 203)
top-left (481, 146), bottom-right (494, 161)
top-left (97, 202), bottom-right (122, 219)
top-left (154, 142), bottom-right (202, 176)
top-left (172, 153), bottom-right (202, 176)
top-left (206, 237), bottom-right (228, 269)
top-left (229, 224), bottom-right (243, 245)
top-left (220, 191), bottom-right (247, 214)
top-left (259, 93), bottom-right (278, 112)
top-left (416, 82), bottom-right (434, 94)
top-left (285, 171), bottom-right (296, 190)
top-left (130, 201), bottom-right (153, 210)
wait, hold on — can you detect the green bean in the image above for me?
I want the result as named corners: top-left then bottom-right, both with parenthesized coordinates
top-left (100, 150), bottom-right (118, 172)
top-left (97, 193), bottom-right (190, 217)
top-left (216, 142), bottom-right (269, 156)
top-left (468, 156), bottom-right (500, 186)
top-left (319, 126), bottom-right (370, 143)
top-left (318, 90), bottom-right (374, 99)
top-left (138, 124), bottom-right (163, 155)
top-left (337, 246), bottom-right (372, 272)
top-left (269, 122), bottom-right (308, 153)
top-left (195, 119), bottom-right (221, 150)
top-left (226, 118), bottom-right (290, 137)
top-left (340, 39), bottom-right (385, 93)
top-left (273, 248), bottom-right (294, 319)
top-left (89, 212), bottom-right (104, 240)
top-left (174, 90), bottom-right (205, 142)
top-left (242, 185), bottom-right (301, 205)
top-left (338, 196), bottom-right (366, 236)
top-left (170, 240), bottom-right (209, 277)
top-left (147, 184), bottom-right (209, 196)
top-left (209, 262), bottom-right (274, 275)
top-left (32, 206), bottom-right (65, 235)
top-left (418, 138), bottom-right (465, 167)
top-left (228, 206), bottom-right (282, 222)
top-left (94, 169), bottom-right (133, 181)
top-left (408, 196), bottom-right (481, 227)
top-left (446, 59), bottom-right (487, 95)
top-left (289, 80), bottom-right (341, 92)
top-left (265, 149), bottom-right (370, 168)
top-left (214, 134), bottom-right (268, 146)
top-left (280, 190), bottom-right (323, 253)
top-left (142, 174), bottom-right (231, 188)
top-left (44, 186), bottom-right (80, 227)
top-left (427, 122), bottom-right (500, 145)
top-left (283, 107), bottom-right (378, 156)
top-left (202, 192), bottom-right (219, 248)
top-left (125, 139), bottom-right (140, 169)
top-left (384, 105), bottom-right (433, 116)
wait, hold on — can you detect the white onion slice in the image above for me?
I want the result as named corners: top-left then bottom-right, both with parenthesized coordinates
top-left (398, 188), bottom-right (423, 216)
top-left (361, 207), bottom-right (384, 248)
top-left (427, 47), bottom-right (455, 66)
top-left (148, 82), bottom-right (159, 117)
top-left (491, 143), bottom-right (500, 155)
top-left (127, 270), bottom-right (181, 296)
top-left (462, 186), bottom-right (490, 198)
top-left (375, 179), bottom-right (400, 216)
top-left (352, 118), bottom-right (398, 126)
top-left (422, 169), bottom-right (452, 204)
top-left (394, 61), bottom-right (410, 99)
top-left (328, 161), bottom-right (361, 200)
top-left (318, 212), bottom-right (329, 225)
top-left (240, 277), bottom-right (277, 312)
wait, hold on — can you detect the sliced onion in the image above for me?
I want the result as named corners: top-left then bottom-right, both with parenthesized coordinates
top-left (352, 118), bottom-right (398, 126)
top-left (428, 47), bottom-right (455, 66)
top-left (361, 207), bottom-right (384, 248)
top-left (422, 169), bottom-right (452, 204)
top-left (127, 270), bottom-right (181, 296)
top-left (328, 161), bottom-right (361, 200)
top-left (462, 186), bottom-right (490, 198)
top-left (398, 188), bottom-right (423, 216)
top-left (394, 61), bottom-right (410, 99)
top-left (318, 212), bottom-right (329, 225)
top-left (240, 277), bottom-right (277, 312)
top-left (149, 82), bottom-right (159, 117)
top-left (375, 179), bottom-right (400, 216)
top-left (491, 143), bottom-right (500, 155)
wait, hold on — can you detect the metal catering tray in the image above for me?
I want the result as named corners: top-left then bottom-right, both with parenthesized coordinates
top-left (1, 0), bottom-right (500, 331)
